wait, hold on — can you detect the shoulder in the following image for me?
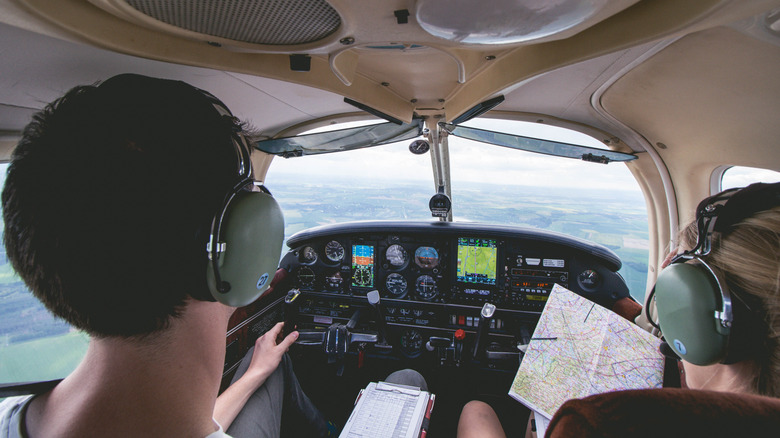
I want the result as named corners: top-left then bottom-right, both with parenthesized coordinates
top-left (0, 396), bottom-right (34, 438)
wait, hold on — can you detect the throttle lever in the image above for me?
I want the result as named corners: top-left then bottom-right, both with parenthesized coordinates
top-left (472, 302), bottom-right (496, 361)
top-left (325, 323), bottom-right (348, 364)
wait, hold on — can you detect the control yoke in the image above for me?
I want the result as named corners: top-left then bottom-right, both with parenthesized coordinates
top-left (283, 289), bottom-right (301, 337)
top-left (292, 292), bottom-right (381, 375)
top-left (367, 290), bottom-right (392, 351)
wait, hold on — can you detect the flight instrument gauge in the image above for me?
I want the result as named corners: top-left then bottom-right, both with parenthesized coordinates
top-left (300, 246), bottom-right (317, 264)
top-left (325, 271), bottom-right (343, 291)
top-left (578, 269), bottom-right (600, 291)
top-left (385, 244), bottom-right (408, 267)
top-left (352, 266), bottom-right (372, 287)
top-left (414, 246), bottom-right (440, 269)
top-left (408, 139), bottom-right (430, 155)
top-left (297, 266), bottom-right (315, 287)
top-left (324, 240), bottom-right (345, 262)
top-left (399, 328), bottom-right (423, 358)
top-left (385, 273), bottom-right (408, 297)
top-left (415, 275), bottom-right (438, 300)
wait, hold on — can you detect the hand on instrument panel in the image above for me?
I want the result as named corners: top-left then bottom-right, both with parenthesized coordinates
top-left (246, 322), bottom-right (299, 383)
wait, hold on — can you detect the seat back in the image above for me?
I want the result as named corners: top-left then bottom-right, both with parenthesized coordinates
top-left (546, 388), bottom-right (780, 438)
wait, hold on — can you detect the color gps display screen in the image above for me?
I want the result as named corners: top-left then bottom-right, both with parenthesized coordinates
top-left (456, 237), bottom-right (497, 285)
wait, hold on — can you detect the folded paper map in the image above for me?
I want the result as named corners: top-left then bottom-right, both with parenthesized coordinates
top-left (509, 284), bottom-right (664, 420)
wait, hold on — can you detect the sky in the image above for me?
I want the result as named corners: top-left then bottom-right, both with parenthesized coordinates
top-left (266, 119), bottom-right (646, 193)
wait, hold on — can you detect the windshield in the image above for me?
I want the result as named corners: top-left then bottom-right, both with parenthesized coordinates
top-left (265, 117), bottom-right (649, 301)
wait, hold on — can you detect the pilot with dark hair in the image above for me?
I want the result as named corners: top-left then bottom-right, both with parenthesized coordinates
top-left (0, 74), bottom-right (334, 437)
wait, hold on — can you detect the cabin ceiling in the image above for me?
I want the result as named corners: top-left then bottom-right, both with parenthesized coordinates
top-left (1, 0), bottom-right (779, 166)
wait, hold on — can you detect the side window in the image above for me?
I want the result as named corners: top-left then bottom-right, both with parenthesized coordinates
top-left (0, 163), bottom-right (89, 387)
top-left (721, 166), bottom-right (780, 191)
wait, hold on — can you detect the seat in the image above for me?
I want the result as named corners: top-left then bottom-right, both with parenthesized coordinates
top-left (546, 387), bottom-right (780, 438)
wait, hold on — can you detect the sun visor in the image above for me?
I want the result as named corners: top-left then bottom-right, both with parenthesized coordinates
top-left (440, 122), bottom-right (636, 164)
top-left (256, 120), bottom-right (423, 158)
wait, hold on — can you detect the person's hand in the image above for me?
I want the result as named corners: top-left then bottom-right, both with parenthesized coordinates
top-left (244, 322), bottom-right (298, 383)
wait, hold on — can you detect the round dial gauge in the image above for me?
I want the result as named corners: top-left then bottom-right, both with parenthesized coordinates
top-left (297, 266), bottom-right (315, 287)
top-left (578, 269), bottom-right (600, 290)
top-left (385, 273), bottom-right (408, 297)
top-left (414, 246), bottom-right (440, 269)
top-left (324, 240), bottom-right (345, 262)
top-left (399, 329), bottom-right (423, 358)
top-left (408, 139), bottom-right (430, 155)
top-left (415, 275), bottom-right (438, 300)
top-left (300, 246), bottom-right (317, 264)
top-left (325, 271), bottom-right (343, 291)
top-left (385, 244), bottom-right (408, 267)
top-left (352, 266), bottom-right (372, 287)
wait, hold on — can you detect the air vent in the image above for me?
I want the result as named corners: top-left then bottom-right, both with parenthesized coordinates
top-left (124, 0), bottom-right (341, 45)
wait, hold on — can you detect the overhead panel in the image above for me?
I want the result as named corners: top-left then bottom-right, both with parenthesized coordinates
top-left (98, 0), bottom-right (341, 46)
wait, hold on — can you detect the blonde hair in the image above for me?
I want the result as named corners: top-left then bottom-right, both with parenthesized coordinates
top-left (680, 206), bottom-right (780, 397)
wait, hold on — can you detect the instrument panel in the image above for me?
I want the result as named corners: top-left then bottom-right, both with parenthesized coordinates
top-left (285, 221), bottom-right (627, 311)
top-left (279, 221), bottom-right (631, 367)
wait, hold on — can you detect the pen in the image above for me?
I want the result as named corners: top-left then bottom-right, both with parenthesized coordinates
top-left (531, 337), bottom-right (558, 341)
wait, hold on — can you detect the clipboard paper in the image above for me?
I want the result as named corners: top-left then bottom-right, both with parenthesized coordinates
top-left (340, 381), bottom-right (434, 438)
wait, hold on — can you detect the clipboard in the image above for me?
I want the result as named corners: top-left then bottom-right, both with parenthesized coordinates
top-left (340, 381), bottom-right (435, 438)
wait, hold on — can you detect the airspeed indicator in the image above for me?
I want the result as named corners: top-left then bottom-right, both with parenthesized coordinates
top-left (386, 244), bottom-right (408, 267)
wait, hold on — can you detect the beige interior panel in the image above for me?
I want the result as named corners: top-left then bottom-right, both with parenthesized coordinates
top-left (602, 26), bottom-right (780, 225)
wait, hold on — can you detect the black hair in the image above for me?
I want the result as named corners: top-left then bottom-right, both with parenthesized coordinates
top-left (2, 74), bottom-right (240, 337)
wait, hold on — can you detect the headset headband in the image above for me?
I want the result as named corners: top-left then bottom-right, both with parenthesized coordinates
top-left (197, 89), bottom-right (265, 295)
top-left (195, 89), bottom-right (253, 181)
top-left (684, 182), bottom-right (780, 258)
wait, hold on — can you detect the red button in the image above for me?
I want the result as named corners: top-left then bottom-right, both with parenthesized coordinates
top-left (458, 315), bottom-right (465, 325)
top-left (454, 329), bottom-right (466, 341)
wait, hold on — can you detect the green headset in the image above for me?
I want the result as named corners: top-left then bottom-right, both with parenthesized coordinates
top-left (650, 182), bottom-right (780, 365)
top-left (201, 91), bottom-right (285, 307)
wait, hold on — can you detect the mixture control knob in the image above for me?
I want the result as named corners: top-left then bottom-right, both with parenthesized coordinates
top-left (454, 329), bottom-right (466, 365)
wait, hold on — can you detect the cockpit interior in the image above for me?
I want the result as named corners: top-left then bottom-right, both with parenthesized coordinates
top-left (1, 0), bottom-right (780, 436)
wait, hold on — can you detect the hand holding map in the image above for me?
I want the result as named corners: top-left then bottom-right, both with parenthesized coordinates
top-left (509, 284), bottom-right (664, 420)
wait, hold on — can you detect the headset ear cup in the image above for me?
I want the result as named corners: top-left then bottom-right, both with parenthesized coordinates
top-left (655, 263), bottom-right (730, 365)
top-left (206, 191), bottom-right (284, 306)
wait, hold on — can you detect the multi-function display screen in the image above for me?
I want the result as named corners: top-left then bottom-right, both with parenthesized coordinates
top-left (351, 244), bottom-right (374, 288)
top-left (456, 237), bottom-right (497, 285)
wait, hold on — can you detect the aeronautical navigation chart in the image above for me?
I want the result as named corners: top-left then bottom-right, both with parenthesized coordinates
top-left (509, 284), bottom-right (664, 419)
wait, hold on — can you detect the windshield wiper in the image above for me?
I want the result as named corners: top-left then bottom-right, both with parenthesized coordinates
top-left (440, 122), bottom-right (636, 164)
top-left (255, 119), bottom-right (423, 158)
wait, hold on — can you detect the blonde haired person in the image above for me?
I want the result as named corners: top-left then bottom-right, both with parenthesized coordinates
top-left (669, 200), bottom-right (780, 397)
top-left (457, 182), bottom-right (780, 438)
